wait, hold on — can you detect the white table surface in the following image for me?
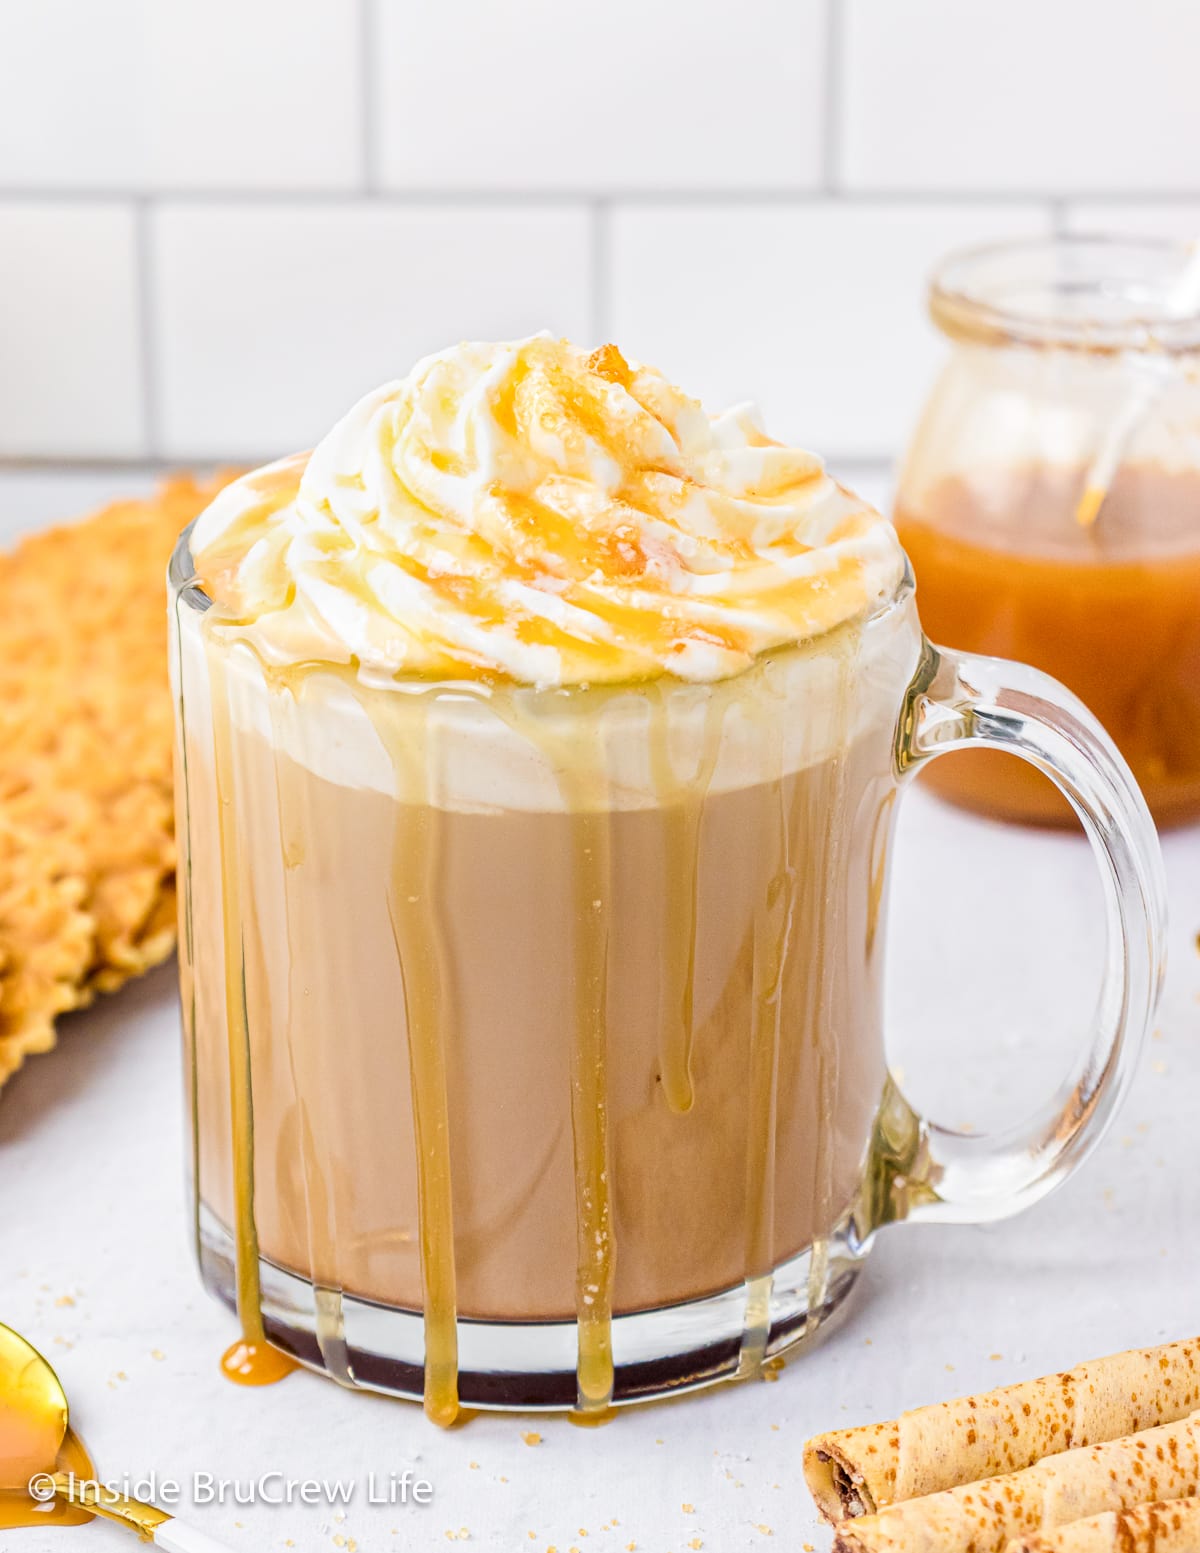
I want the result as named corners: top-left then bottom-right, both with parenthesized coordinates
top-left (2, 470), bottom-right (1199, 1553)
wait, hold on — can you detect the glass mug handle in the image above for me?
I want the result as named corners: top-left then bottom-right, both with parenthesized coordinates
top-left (872, 639), bottom-right (1168, 1228)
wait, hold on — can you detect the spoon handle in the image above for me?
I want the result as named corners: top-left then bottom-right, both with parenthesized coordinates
top-left (153, 1519), bottom-right (239, 1553)
top-left (48, 1470), bottom-right (238, 1550)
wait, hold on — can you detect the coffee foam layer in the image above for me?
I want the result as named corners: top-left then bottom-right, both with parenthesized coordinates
top-left (174, 594), bottom-right (920, 813)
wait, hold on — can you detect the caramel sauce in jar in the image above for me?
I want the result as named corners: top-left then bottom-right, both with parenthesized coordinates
top-left (898, 234), bottom-right (1200, 828)
top-left (897, 463), bottom-right (1200, 827)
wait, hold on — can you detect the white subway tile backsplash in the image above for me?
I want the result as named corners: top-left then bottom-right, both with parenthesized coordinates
top-left (144, 2), bottom-right (362, 191)
top-left (1, 0), bottom-right (1200, 463)
top-left (609, 201), bottom-right (1050, 460)
top-left (0, 2), bottom-right (144, 188)
top-left (0, 204), bottom-right (144, 457)
top-left (151, 203), bottom-right (592, 458)
top-left (0, 1), bottom-right (361, 191)
top-left (840, 0), bottom-right (1200, 194)
top-left (374, 0), bottom-right (826, 192)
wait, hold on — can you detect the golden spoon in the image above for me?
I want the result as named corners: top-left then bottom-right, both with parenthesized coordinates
top-left (0, 1323), bottom-right (234, 1550)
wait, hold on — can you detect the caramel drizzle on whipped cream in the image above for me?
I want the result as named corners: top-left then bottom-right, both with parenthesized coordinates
top-left (191, 335), bottom-right (902, 688)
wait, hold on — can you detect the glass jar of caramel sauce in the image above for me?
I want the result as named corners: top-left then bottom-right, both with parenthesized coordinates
top-left (895, 235), bottom-right (1200, 827)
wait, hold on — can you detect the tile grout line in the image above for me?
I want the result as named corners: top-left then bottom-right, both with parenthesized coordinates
top-left (822, 0), bottom-right (844, 195)
top-left (0, 454), bottom-right (281, 474)
top-left (132, 196), bottom-right (161, 461)
top-left (3, 186), bottom-right (1199, 207)
top-left (359, 0), bottom-right (379, 193)
top-left (0, 451), bottom-right (906, 475)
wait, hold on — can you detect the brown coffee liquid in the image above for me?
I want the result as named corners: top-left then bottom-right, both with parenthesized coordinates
top-left (896, 464), bottom-right (1200, 826)
top-left (182, 633), bottom-right (899, 1424)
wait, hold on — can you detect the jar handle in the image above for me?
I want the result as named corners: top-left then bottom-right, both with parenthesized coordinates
top-left (873, 639), bottom-right (1166, 1227)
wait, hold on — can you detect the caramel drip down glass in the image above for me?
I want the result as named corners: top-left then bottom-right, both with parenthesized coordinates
top-left (169, 523), bottom-right (1165, 1419)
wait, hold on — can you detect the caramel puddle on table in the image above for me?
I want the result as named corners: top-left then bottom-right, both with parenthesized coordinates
top-left (219, 1336), bottom-right (299, 1388)
top-left (0, 1429), bottom-right (95, 1531)
top-left (209, 644), bottom-right (298, 1391)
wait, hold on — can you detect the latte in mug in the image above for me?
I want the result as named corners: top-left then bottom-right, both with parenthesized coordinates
top-left (172, 334), bottom-right (1160, 1424)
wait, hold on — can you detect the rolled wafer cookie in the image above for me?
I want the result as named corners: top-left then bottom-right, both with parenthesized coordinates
top-left (1007, 1496), bottom-right (1200, 1553)
top-left (831, 1413), bottom-right (1200, 1553)
top-left (805, 1337), bottom-right (1200, 1521)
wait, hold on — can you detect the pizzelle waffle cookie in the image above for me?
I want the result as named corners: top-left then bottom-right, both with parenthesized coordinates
top-left (1009, 1497), bottom-right (1200, 1553)
top-left (0, 814), bottom-right (93, 1084)
top-left (805, 1338), bottom-right (1200, 1553)
top-left (0, 473), bottom-right (236, 1086)
top-left (831, 1415), bottom-right (1200, 1553)
top-left (805, 1337), bottom-right (1200, 1519)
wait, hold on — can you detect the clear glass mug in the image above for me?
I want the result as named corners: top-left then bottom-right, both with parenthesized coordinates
top-left (169, 521), bottom-right (1165, 1422)
top-left (896, 234), bottom-right (1200, 827)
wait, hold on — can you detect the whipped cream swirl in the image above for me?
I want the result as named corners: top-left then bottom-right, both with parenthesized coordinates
top-left (190, 335), bottom-right (905, 685)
